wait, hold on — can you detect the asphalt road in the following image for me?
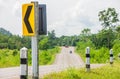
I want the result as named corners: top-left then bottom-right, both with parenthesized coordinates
top-left (53, 47), bottom-right (84, 68)
top-left (0, 47), bottom-right (104, 79)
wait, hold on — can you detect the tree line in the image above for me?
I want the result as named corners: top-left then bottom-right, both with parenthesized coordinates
top-left (39, 8), bottom-right (120, 50)
top-left (0, 8), bottom-right (120, 50)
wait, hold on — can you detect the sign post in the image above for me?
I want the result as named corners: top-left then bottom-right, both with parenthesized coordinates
top-left (22, 1), bottom-right (39, 79)
top-left (31, 1), bottom-right (39, 79)
top-left (22, 1), bottom-right (47, 79)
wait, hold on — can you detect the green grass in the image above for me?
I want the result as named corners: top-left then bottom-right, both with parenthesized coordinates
top-left (43, 61), bottom-right (120, 79)
top-left (0, 47), bottom-right (60, 68)
top-left (0, 49), bottom-right (20, 68)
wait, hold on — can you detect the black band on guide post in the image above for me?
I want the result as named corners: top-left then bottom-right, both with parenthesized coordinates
top-left (21, 58), bottom-right (27, 64)
top-left (86, 54), bottom-right (90, 57)
top-left (110, 62), bottom-right (113, 64)
top-left (110, 54), bottom-right (113, 57)
top-left (86, 64), bottom-right (90, 68)
top-left (20, 75), bottom-right (27, 79)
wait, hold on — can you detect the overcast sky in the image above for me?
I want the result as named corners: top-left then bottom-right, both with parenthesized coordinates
top-left (0, 0), bottom-right (120, 37)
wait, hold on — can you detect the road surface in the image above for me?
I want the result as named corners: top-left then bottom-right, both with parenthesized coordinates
top-left (0, 47), bottom-right (105, 79)
top-left (53, 47), bottom-right (84, 68)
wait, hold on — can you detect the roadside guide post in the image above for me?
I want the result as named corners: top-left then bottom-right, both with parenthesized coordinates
top-left (20, 47), bottom-right (28, 79)
top-left (86, 47), bottom-right (90, 72)
top-left (110, 49), bottom-right (113, 65)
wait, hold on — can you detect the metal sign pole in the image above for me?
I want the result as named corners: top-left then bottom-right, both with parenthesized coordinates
top-left (31, 1), bottom-right (39, 79)
top-left (32, 36), bottom-right (39, 79)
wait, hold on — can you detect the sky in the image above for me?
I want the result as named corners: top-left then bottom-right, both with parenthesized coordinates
top-left (0, 0), bottom-right (120, 37)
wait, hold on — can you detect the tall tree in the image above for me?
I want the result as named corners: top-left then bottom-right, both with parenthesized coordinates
top-left (98, 8), bottom-right (119, 48)
top-left (98, 8), bottom-right (119, 30)
top-left (81, 28), bottom-right (91, 36)
top-left (81, 28), bottom-right (91, 42)
top-left (96, 29), bottom-right (115, 49)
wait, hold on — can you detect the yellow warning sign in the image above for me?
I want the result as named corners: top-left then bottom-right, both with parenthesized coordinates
top-left (22, 3), bottom-right (35, 36)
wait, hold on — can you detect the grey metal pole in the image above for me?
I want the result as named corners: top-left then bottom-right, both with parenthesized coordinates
top-left (20, 47), bottom-right (28, 79)
top-left (31, 1), bottom-right (39, 79)
top-left (86, 47), bottom-right (90, 72)
top-left (110, 49), bottom-right (113, 65)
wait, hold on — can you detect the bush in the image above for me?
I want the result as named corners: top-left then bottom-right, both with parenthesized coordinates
top-left (76, 40), bottom-right (94, 51)
top-left (90, 47), bottom-right (109, 63)
top-left (113, 39), bottom-right (120, 57)
top-left (12, 50), bottom-right (18, 56)
top-left (0, 49), bottom-right (20, 68)
top-left (76, 40), bottom-right (109, 63)
top-left (39, 47), bottom-right (60, 65)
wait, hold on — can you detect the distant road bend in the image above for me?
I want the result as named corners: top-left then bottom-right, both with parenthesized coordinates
top-left (0, 47), bottom-right (104, 79)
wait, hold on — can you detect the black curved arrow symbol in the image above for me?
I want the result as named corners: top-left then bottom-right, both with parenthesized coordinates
top-left (24, 6), bottom-right (33, 33)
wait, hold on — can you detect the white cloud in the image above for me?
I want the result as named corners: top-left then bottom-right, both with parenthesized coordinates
top-left (48, 0), bottom-right (120, 36)
top-left (12, 1), bottom-right (21, 17)
top-left (0, 0), bottom-right (120, 37)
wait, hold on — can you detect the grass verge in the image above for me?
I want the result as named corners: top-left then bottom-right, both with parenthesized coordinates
top-left (39, 46), bottom-right (61, 65)
top-left (43, 61), bottom-right (120, 79)
top-left (0, 47), bottom-right (61, 68)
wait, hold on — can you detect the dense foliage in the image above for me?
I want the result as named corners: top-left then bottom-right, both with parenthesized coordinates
top-left (0, 28), bottom-right (31, 49)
